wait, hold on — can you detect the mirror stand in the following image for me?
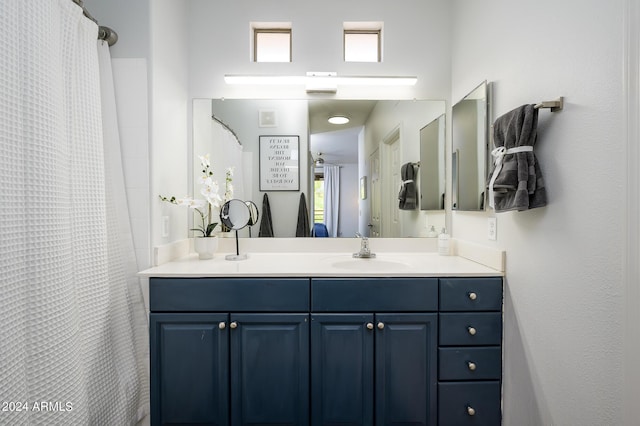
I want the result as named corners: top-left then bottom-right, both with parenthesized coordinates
top-left (220, 199), bottom-right (256, 261)
top-left (225, 230), bottom-right (248, 261)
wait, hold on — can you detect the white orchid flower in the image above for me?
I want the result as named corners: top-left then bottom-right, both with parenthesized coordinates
top-left (198, 174), bottom-right (210, 185)
top-left (198, 154), bottom-right (211, 168)
top-left (176, 197), bottom-right (206, 209)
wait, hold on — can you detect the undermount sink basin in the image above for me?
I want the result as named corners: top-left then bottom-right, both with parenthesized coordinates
top-left (329, 258), bottom-right (410, 271)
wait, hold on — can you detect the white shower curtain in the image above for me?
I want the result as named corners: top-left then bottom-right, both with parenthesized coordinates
top-left (0, 1), bottom-right (148, 424)
top-left (324, 165), bottom-right (340, 237)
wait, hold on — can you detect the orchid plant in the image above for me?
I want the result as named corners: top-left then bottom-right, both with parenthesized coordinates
top-left (220, 166), bottom-right (234, 232)
top-left (159, 154), bottom-right (222, 237)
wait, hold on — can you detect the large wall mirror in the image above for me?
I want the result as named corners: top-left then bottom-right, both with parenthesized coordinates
top-left (451, 81), bottom-right (489, 211)
top-left (419, 113), bottom-right (446, 210)
top-left (193, 98), bottom-right (446, 238)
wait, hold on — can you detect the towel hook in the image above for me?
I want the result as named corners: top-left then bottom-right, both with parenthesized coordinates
top-left (534, 97), bottom-right (564, 112)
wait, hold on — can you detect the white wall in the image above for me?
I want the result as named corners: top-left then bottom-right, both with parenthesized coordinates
top-left (451, 1), bottom-right (625, 425)
top-left (186, 0), bottom-right (451, 100)
top-left (84, 0), bottom-right (149, 59)
top-left (150, 0), bottom-right (190, 247)
top-left (112, 59), bottom-right (151, 269)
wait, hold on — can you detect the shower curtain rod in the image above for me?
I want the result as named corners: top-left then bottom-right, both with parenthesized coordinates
top-left (212, 115), bottom-right (243, 146)
top-left (72, 0), bottom-right (118, 46)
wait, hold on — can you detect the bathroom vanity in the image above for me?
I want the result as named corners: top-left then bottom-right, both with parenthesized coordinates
top-left (142, 251), bottom-right (503, 426)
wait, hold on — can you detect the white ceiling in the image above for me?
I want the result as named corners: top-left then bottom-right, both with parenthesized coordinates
top-left (308, 99), bottom-right (377, 165)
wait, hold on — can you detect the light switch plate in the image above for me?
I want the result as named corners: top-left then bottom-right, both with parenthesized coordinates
top-left (487, 217), bottom-right (497, 241)
top-left (161, 216), bottom-right (170, 238)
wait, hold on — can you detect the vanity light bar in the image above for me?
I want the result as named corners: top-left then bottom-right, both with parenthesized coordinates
top-left (224, 74), bottom-right (418, 87)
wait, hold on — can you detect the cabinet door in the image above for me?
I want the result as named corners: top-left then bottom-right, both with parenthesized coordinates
top-left (230, 313), bottom-right (309, 426)
top-left (311, 314), bottom-right (374, 426)
top-left (375, 313), bottom-right (438, 426)
top-left (149, 313), bottom-right (229, 426)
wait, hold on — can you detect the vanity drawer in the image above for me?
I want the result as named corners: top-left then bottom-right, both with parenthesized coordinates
top-left (150, 277), bottom-right (310, 312)
top-left (438, 382), bottom-right (501, 426)
top-left (439, 313), bottom-right (502, 346)
top-left (439, 278), bottom-right (502, 312)
top-left (439, 347), bottom-right (502, 381)
top-left (311, 278), bottom-right (438, 312)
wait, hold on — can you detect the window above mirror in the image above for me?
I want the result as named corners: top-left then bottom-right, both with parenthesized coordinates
top-left (344, 22), bottom-right (383, 62)
top-left (252, 22), bottom-right (292, 62)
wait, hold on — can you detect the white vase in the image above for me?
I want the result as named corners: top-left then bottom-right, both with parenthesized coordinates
top-left (193, 236), bottom-right (218, 260)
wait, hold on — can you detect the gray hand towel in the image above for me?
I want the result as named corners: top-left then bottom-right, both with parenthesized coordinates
top-left (489, 104), bottom-right (547, 212)
top-left (296, 193), bottom-right (311, 237)
top-left (258, 193), bottom-right (274, 237)
top-left (398, 163), bottom-right (418, 210)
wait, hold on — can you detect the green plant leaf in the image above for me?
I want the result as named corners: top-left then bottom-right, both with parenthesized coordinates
top-left (189, 227), bottom-right (206, 237)
top-left (205, 222), bottom-right (219, 237)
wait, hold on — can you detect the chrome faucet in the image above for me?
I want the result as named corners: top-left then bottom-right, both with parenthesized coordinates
top-left (353, 232), bottom-right (376, 258)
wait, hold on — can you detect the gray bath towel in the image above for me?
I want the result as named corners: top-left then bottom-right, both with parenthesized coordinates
top-left (258, 193), bottom-right (274, 237)
top-left (489, 104), bottom-right (547, 212)
top-left (296, 193), bottom-right (311, 237)
top-left (398, 163), bottom-right (418, 210)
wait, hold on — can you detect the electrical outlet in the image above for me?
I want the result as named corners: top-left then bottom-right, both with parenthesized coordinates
top-left (161, 216), bottom-right (170, 238)
top-left (487, 217), bottom-right (497, 241)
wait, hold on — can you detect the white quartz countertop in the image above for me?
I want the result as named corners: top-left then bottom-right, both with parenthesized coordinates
top-left (138, 252), bottom-right (503, 278)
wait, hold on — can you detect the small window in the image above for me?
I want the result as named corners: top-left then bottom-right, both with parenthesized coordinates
top-left (254, 28), bottom-right (291, 62)
top-left (344, 27), bottom-right (381, 62)
top-left (314, 175), bottom-right (324, 224)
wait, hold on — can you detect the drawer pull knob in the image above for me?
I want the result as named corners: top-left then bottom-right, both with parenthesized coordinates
top-left (218, 322), bottom-right (226, 330)
top-left (230, 321), bottom-right (238, 329)
top-left (467, 406), bottom-right (476, 416)
top-left (468, 292), bottom-right (477, 300)
top-left (467, 361), bottom-right (477, 371)
top-left (366, 322), bottom-right (374, 330)
top-left (467, 326), bottom-right (477, 336)
top-left (377, 322), bottom-right (385, 330)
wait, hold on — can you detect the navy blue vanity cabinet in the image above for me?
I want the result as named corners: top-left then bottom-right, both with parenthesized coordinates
top-left (438, 277), bottom-right (503, 426)
top-left (149, 275), bottom-right (504, 426)
top-left (230, 313), bottom-right (309, 426)
top-left (149, 277), bottom-right (310, 426)
top-left (150, 313), bottom-right (229, 426)
top-left (311, 278), bottom-right (439, 426)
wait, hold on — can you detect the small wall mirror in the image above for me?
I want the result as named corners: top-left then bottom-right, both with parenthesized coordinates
top-left (419, 113), bottom-right (446, 210)
top-left (451, 81), bottom-right (489, 211)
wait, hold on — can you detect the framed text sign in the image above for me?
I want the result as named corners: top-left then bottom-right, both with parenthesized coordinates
top-left (259, 135), bottom-right (300, 191)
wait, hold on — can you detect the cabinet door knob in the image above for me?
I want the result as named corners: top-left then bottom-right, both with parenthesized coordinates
top-left (366, 322), bottom-right (374, 330)
top-left (377, 322), bottom-right (385, 330)
top-left (467, 361), bottom-right (477, 371)
top-left (218, 322), bottom-right (226, 330)
top-left (467, 406), bottom-right (476, 416)
top-left (467, 326), bottom-right (477, 336)
top-left (468, 292), bottom-right (477, 300)
top-left (230, 321), bottom-right (238, 329)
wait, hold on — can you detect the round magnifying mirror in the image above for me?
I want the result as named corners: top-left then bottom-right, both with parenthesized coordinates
top-left (245, 201), bottom-right (259, 226)
top-left (220, 199), bottom-right (251, 230)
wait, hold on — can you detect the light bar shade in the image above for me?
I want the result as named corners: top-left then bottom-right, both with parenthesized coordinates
top-left (224, 74), bottom-right (417, 87)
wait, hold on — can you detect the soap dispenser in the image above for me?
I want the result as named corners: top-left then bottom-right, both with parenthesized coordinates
top-left (427, 225), bottom-right (438, 238)
top-left (438, 228), bottom-right (450, 256)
